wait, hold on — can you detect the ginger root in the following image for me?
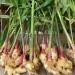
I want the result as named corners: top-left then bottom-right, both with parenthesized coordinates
top-left (66, 49), bottom-right (75, 65)
top-left (56, 58), bottom-right (72, 75)
top-left (43, 60), bottom-right (60, 75)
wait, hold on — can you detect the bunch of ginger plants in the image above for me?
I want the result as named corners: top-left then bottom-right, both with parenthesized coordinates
top-left (0, 0), bottom-right (75, 75)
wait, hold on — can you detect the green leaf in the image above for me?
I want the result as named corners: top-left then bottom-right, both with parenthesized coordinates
top-left (35, 0), bottom-right (52, 11)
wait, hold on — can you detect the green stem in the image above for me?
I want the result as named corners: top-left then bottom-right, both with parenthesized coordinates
top-left (48, 23), bottom-right (53, 49)
top-left (30, 0), bottom-right (35, 60)
top-left (48, 11), bottom-right (54, 50)
top-left (55, 17), bottom-right (62, 46)
top-left (9, 28), bottom-right (20, 55)
top-left (68, 9), bottom-right (74, 44)
top-left (57, 10), bottom-right (74, 49)
top-left (54, 17), bottom-right (59, 46)
top-left (6, 10), bottom-right (11, 40)
top-left (15, 2), bottom-right (24, 52)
